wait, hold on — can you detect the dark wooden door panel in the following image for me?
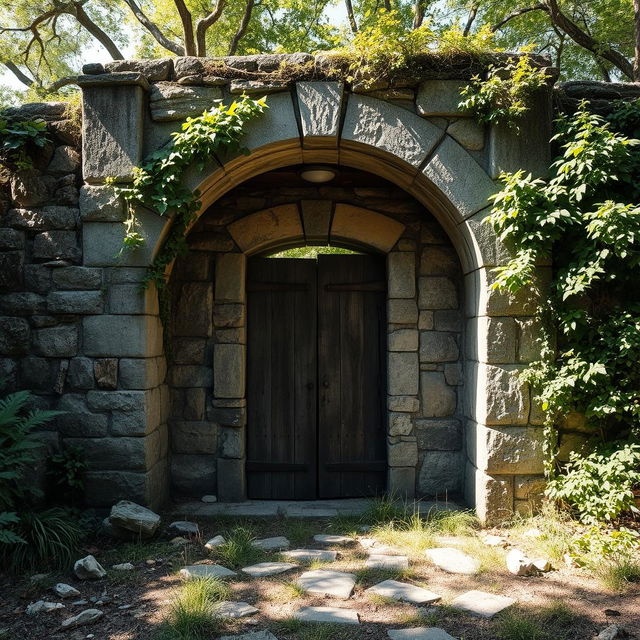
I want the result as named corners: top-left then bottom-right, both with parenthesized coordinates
top-left (246, 258), bottom-right (317, 499)
top-left (317, 254), bottom-right (387, 498)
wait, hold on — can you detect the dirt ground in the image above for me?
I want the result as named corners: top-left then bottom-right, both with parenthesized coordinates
top-left (1, 515), bottom-right (638, 640)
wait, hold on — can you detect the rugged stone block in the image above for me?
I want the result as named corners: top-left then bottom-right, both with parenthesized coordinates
top-left (104, 58), bottom-right (172, 82)
top-left (32, 231), bottom-right (80, 261)
top-left (416, 419), bottom-right (462, 451)
top-left (416, 80), bottom-right (467, 116)
top-left (388, 396), bottom-right (420, 412)
top-left (419, 331), bottom-right (459, 362)
top-left (388, 329), bottom-right (418, 352)
top-left (119, 357), bottom-right (166, 390)
top-left (300, 200), bottom-right (332, 243)
top-left (472, 424), bottom-right (544, 475)
top-left (388, 352), bottom-right (419, 396)
top-left (171, 421), bottom-right (217, 454)
top-left (107, 283), bottom-right (158, 315)
top-left (172, 338), bottom-right (207, 364)
top-left (47, 291), bottom-right (104, 314)
top-left (19, 356), bottom-right (55, 391)
top-left (228, 204), bottom-right (302, 254)
top-left (215, 254), bottom-right (246, 304)
top-left (65, 433), bottom-right (159, 471)
top-left (420, 246), bottom-right (459, 277)
top-left (331, 204), bottom-right (405, 253)
top-left (448, 119), bottom-right (485, 151)
top-left (0, 229), bottom-right (24, 250)
top-left (94, 358), bottom-right (118, 389)
top-left (47, 145), bottom-right (81, 175)
top-left (418, 277), bottom-right (458, 310)
top-left (217, 457), bottom-right (246, 501)
top-left (79, 185), bottom-right (125, 222)
top-left (419, 450), bottom-right (464, 496)
top-left (470, 469), bottom-right (514, 526)
top-left (388, 439), bottom-right (418, 467)
top-left (213, 344), bottom-right (245, 398)
top-left (480, 365), bottom-right (530, 426)
top-left (297, 82), bottom-right (343, 147)
top-left (389, 412), bottom-right (413, 436)
top-left (387, 467), bottom-right (416, 498)
top-left (52, 267), bottom-right (102, 290)
top-left (388, 299), bottom-right (418, 324)
top-left (67, 357), bottom-right (95, 390)
top-left (387, 252), bottom-right (415, 298)
top-left (478, 317), bottom-right (517, 364)
top-left (6, 206), bottom-right (78, 230)
top-left (83, 315), bottom-right (163, 357)
top-left (57, 394), bottom-right (108, 437)
top-left (169, 365), bottom-right (213, 388)
top-left (213, 304), bottom-right (245, 328)
top-left (0, 292), bottom-right (46, 315)
top-left (420, 371), bottom-right (457, 417)
top-left (514, 475), bottom-right (545, 502)
top-left (422, 137), bottom-right (497, 220)
top-left (0, 253), bottom-right (23, 292)
top-left (173, 283), bottom-right (213, 336)
top-left (81, 81), bottom-right (145, 182)
top-left (149, 83), bottom-right (223, 121)
top-left (33, 324), bottom-right (78, 357)
top-left (219, 427), bottom-right (245, 459)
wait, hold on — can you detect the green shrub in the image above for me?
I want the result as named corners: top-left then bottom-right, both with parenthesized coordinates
top-left (0, 112), bottom-right (49, 170)
top-left (547, 442), bottom-right (640, 523)
top-left (47, 444), bottom-right (87, 506)
top-left (459, 54), bottom-right (549, 128)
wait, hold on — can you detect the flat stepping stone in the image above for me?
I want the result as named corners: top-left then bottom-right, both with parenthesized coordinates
top-left (282, 549), bottom-right (337, 562)
top-left (252, 536), bottom-right (290, 551)
top-left (451, 590), bottom-right (515, 618)
top-left (294, 605), bottom-right (359, 625)
top-left (205, 535), bottom-right (226, 549)
top-left (242, 562), bottom-right (297, 577)
top-left (179, 564), bottom-right (236, 579)
top-left (366, 579), bottom-right (441, 604)
top-left (297, 569), bottom-right (356, 599)
top-left (388, 628), bottom-right (456, 640)
top-left (365, 554), bottom-right (409, 570)
top-left (219, 631), bottom-right (279, 640)
top-left (425, 548), bottom-right (479, 575)
top-left (313, 534), bottom-right (353, 546)
top-left (214, 601), bottom-right (258, 618)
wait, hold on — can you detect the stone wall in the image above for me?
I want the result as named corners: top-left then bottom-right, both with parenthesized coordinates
top-left (166, 176), bottom-right (466, 501)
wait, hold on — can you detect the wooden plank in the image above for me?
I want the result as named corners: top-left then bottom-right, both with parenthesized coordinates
top-left (246, 258), bottom-right (317, 499)
top-left (317, 254), bottom-right (387, 498)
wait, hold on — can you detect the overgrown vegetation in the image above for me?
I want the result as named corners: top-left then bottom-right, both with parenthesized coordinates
top-left (0, 111), bottom-right (49, 171)
top-left (459, 54), bottom-right (550, 127)
top-left (114, 96), bottom-right (267, 320)
top-left (485, 97), bottom-right (640, 528)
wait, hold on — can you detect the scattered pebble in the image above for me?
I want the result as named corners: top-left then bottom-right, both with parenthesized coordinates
top-left (251, 536), bottom-right (290, 551)
top-left (74, 556), bottom-right (106, 580)
top-left (595, 624), bottom-right (627, 640)
top-left (506, 549), bottom-right (540, 577)
top-left (168, 520), bottom-right (200, 537)
top-left (26, 601), bottom-right (65, 615)
top-left (53, 583), bottom-right (80, 599)
top-left (205, 535), bottom-right (226, 549)
top-left (60, 608), bottom-right (103, 629)
top-left (112, 563), bottom-right (134, 571)
top-left (201, 495), bottom-right (217, 503)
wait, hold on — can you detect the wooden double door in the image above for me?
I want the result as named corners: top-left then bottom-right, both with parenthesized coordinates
top-left (246, 254), bottom-right (387, 499)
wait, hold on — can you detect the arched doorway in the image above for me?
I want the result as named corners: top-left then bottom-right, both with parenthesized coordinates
top-left (246, 248), bottom-right (387, 499)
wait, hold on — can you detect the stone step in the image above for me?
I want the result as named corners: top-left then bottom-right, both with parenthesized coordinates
top-left (296, 569), bottom-right (356, 599)
top-left (365, 555), bottom-right (409, 570)
top-left (242, 562), bottom-right (297, 577)
top-left (388, 628), bottom-right (457, 640)
top-left (214, 601), bottom-right (259, 618)
top-left (282, 549), bottom-right (337, 563)
top-left (294, 605), bottom-right (359, 625)
top-left (366, 579), bottom-right (441, 604)
top-left (179, 564), bottom-right (237, 579)
top-left (425, 548), bottom-right (480, 575)
top-left (450, 590), bottom-right (516, 618)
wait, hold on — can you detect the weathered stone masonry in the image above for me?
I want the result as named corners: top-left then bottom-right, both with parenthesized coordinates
top-left (3, 55), bottom-right (626, 521)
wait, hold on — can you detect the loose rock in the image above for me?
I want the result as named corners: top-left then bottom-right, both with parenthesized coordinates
top-left (242, 562), bottom-right (297, 577)
top-left (451, 590), bottom-right (515, 618)
top-left (366, 579), bottom-right (441, 604)
top-left (506, 549), bottom-right (539, 576)
top-left (74, 555), bottom-right (106, 580)
top-left (365, 555), bottom-right (409, 570)
top-left (169, 520), bottom-right (200, 537)
top-left (388, 628), bottom-right (456, 640)
top-left (205, 535), bottom-right (226, 549)
top-left (594, 625), bottom-right (627, 640)
top-left (60, 608), bottom-right (103, 629)
top-left (201, 494), bottom-right (217, 503)
top-left (313, 534), bottom-right (353, 546)
top-left (112, 562), bottom-right (135, 571)
top-left (214, 601), bottom-right (259, 618)
top-left (26, 601), bottom-right (65, 615)
top-left (109, 501), bottom-right (160, 538)
top-left (282, 549), bottom-right (337, 563)
top-left (53, 583), bottom-right (80, 599)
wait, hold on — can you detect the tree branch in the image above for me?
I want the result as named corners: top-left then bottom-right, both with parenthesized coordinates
top-left (228, 0), bottom-right (255, 55)
top-left (121, 0), bottom-right (185, 55)
top-left (542, 0), bottom-right (634, 80)
top-left (345, 0), bottom-right (358, 33)
top-left (634, 0), bottom-right (640, 80)
top-left (173, 0), bottom-right (196, 56)
top-left (195, 0), bottom-right (227, 57)
top-left (463, 3), bottom-right (479, 36)
top-left (2, 61), bottom-right (34, 87)
top-left (491, 5), bottom-right (546, 32)
top-left (73, 2), bottom-right (124, 59)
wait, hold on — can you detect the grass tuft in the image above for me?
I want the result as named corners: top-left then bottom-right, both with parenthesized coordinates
top-left (157, 576), bottom-right (230, 640)
top-left (496, 609), bottom-right (546, 640)
top-left (212, 525), bottom-right (266, 568)
top-left (593, 557), bottom-right (640, 592)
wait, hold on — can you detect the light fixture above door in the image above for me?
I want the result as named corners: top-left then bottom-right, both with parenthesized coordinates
top-left (299, 165), bottom-right (338, 184)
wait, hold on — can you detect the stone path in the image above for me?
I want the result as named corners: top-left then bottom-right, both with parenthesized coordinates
top-left (388, 628), bottom-right (456, 640)
top-left (365, 554), bottom-right (410, 570)
top-left (450, 590), bottom-right (515, 618)
top-left (295, 605), bottom-right (360, 624)
top-left (215, 601), bottom-right (259, 618)
top-left (425, 548), bottom-right (480, 575)
top-left (241, 562), bottom-right (297, 577)
top-left (313, 534), bottom-right (353, 545)
top-left (366, 579), bottom-right (441, 604)
top-left (282, 549), bottom-right (337, 562)
top-left (251, 536), bottom-right (290, 551)
top-left (296, 569), bottom-right (356, 599)
top-left (179, 564), bottom-right (237, 579)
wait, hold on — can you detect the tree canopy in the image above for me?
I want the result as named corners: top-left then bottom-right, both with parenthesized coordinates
top-left (1, 0), bottom-right (639, 100)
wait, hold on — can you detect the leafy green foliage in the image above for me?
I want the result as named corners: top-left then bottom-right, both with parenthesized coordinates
top-left (0, 113), bottom-right (49, 170)
top-left (1, 507), bottom-right (84, 572)
top-left (485, 98), bottom-right (640, 522)
top-left (114, 96), bottom-right (267, 300)
top-left (547, 443), bottom-right (640, 523)
top-left (47, 445), bottom-right (87, 506)
top-left (459, 54), bottom-right (550, 127)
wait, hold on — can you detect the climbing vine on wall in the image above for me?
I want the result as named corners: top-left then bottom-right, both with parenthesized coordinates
top-left (485, 100), bottom-right (640, 496)
top-left (0, 112), bottom-right (49, 171)
top-left (113, 96), bottom-right (268, 296)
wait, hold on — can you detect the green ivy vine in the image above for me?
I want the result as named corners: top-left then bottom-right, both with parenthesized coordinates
top-left (113, 95), bottom-right (268, 304)
top-left (485, 99), bottom-right (640, 519)
top-left (0, 112), bottom-right (49, 171)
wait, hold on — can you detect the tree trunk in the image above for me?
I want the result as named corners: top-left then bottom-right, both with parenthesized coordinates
top-left (173, 0), bottom-right (196, 56)
top-left (228, 0), bottom-right (255, 55)
top-left (3, 61), bottom-right (34, 87)
top-left (345, 0), bottom-right (358, 33)
top-left (73, 4), bottom-right (124, 59)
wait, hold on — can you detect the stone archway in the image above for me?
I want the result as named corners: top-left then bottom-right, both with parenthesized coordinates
top-left (78, 70), bottom-right (551, 521)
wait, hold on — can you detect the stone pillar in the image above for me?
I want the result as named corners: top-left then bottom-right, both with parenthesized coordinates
top-left (213, 252), bottom-right (247, 501)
